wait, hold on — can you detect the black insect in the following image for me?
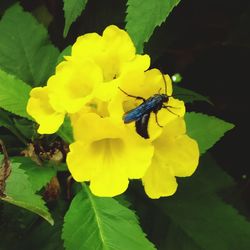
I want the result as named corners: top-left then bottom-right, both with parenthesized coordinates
top-left (119, 73), bottom-right (178, 139)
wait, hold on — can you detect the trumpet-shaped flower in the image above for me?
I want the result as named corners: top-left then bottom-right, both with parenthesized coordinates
top-left (142, 118), bottom-right (199, 199)
top-left (69, 25), bottom-right (150, 102)
top-left (26, 25), bottom-right (200, 199)
top-left (70, 25), bottom-right (150, 82)
top-left (26, 87), bottom-right (64, 134)
top-left (47, 59), bottom-right (103, 114)
top-left (108, 68), bottom-right (185, 139)
top-left (67, 113), bottom-right (154, 196)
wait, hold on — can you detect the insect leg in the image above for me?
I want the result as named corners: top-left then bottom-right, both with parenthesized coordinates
top-left (162, 105), bottom-right (180, 117)
top-left (154, 112), bottom-right (163, 127)
top-left (118, 87), bottom-right (146, 101)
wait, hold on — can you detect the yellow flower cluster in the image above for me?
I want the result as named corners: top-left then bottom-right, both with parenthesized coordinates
top-left (27, 25), bottom-right (199, 199)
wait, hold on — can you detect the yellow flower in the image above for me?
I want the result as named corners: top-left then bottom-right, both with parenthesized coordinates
top-left (47, 59), bottom-right (103, 114)
top-left (26, 87), bottom-right (64, 134)
top-left (66, 113), bottom-right (154, 197)
top-left (69, 25), bottom-right (150, 101)
top-left (108, 68), bottom-right (185, 139)
top-left (70, 25), bottom-right (150, 81)
top-left (142, 118), bottom-right (199, 199)
top-left (26, 25), bottom-right (200, 199)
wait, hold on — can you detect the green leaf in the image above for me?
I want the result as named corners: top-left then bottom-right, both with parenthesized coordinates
top-left (185, 112), bottom-right (235, 154)
top-left (63, 0), bottom-right (88, 37)
top-left (0, 69), bottom-right (31, 119)
top-left (0, 4), bottom-right (59, 86)
top-left (13, 118), bottom-right (35, 139)
top-left (0, 156), bottom-right (54, 225)
top-left (174, 85), bottom-right (213, 105)
top-left (126, 0), bottom-right (181, 53)
top-left (115, 194), bottom-right (132, 208)
top-left (18, 202), bottom-right (65, 250)
top-left (0, 203), bottom-right (39, 250)
top-left (0, 109), bottom-right (13, 128)
top-left (12, 156), bottom-right (56, 192)
top-left (162, 223), bottom-right (201, 250)
top-left (62, 185), bottom-right (155, 250)
top-left (31, 45), bottom-right (59, 86)
top-left (0, 109), bottom-right (27, 144)
top-left (0, 200), bottom-right (66, 250)
top-left (155, 155), bottom-right (250, 250)
top-left (57, 116), bottom-right (74, 144)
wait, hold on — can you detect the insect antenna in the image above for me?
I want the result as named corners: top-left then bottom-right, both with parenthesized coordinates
top-left (172, 93), bottom-right (195, 98)
top-left (160, 70), bottom-right (195, 99)
top-left (160, 71), bottom-right (168, 96)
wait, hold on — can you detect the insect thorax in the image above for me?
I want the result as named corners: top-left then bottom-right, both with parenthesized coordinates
top-left (160, 94), bottom-right (169, 102)
top-left (151, 94), bottom-right (169, 104)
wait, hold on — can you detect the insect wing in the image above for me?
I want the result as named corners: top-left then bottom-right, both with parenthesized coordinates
top-left (123, 97), bottom-right (161, 123)
top-left (123, 108), bottom-right (142, 123)
top-left (135, 113), bottom-right (150, 139)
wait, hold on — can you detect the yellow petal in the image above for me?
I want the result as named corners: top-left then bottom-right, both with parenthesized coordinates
top-left (144, 69), bottom-right (173, 97)
top-left (153, 118), bottom-right (200, 177)
top-left (72, 113), bottom-right (121, 141)
top-left (121, 54), bottom-right (150, 74)
top-left (47, 60), bottom-right (103, 113)
top-left (90, 167), bottom-right (129, 197)
top-left (94, 54), bottom-right (151, 102)
top-left (71, 33), bottom-right (103, 60)
top-left (67, 141), bottom-right (94, 181)
top-left (26, 87), bottom-right (64, 134)
top-left (71, 25), bottom-right (137, 82)
top-left (118, 69), bottom-right (167, 100)
top-left (168, 134), bottom-right (199, 176)
top-left (147, 97), bottom-right (186, 137)
top-left (72, 114), bottom-right (154, 179)
top-left (142, 153), bottom-right (178, 199)
top-left (67, 114), bottom-right (154, 196)
top-left (102, 25), bottom-right (136, 62)
top-left (93, 78), bottom-right (120, 102)
top-left (142, 118), bottom-right (199, 198)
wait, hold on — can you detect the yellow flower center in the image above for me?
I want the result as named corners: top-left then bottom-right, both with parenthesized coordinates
top-left (86, 99), bottom-right (109, 117)
top-left (66, 79), bottom-right (92, 99)
top-left (91, 138), bottom-right (124, 159)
